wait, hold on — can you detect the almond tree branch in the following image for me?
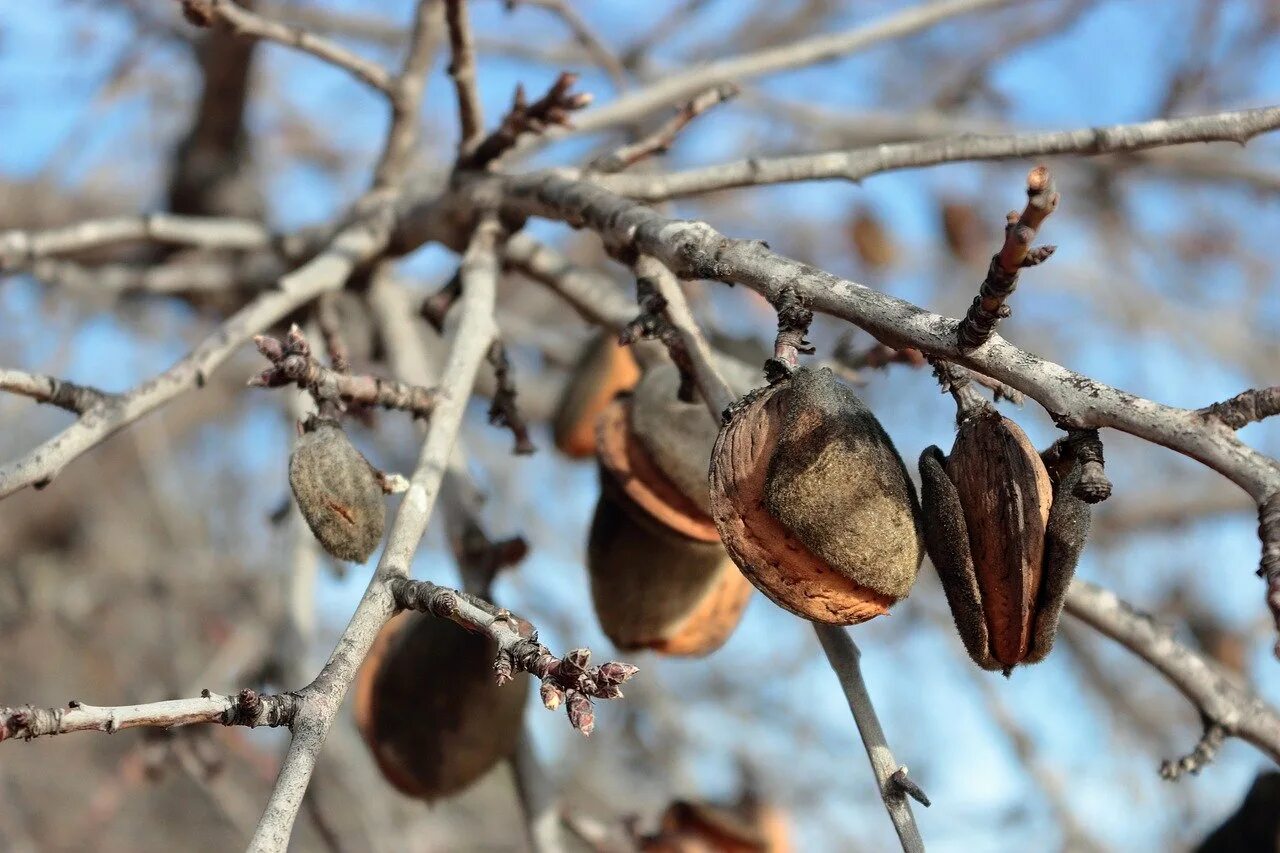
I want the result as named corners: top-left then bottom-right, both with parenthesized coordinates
top-left (0, 214), bottom-right (392, 500)
top-left (1065, 580), bottom-right (1280, 768)
top-left (567, 0), bottom-right (1019, 136)
top-left (246, 217), bottom-right (504, 852)
top-left (0, 369), bottom-right (117, 414)
top-left (0, 690), bottom-right (297, 743)
top-left (506, 0), bottom-right (627, 91)
top-left (0, 213), bottom-right (271, 271)
top-left (372, 0), bottom-right (441, 188)
top-left (249, 325), bottom-right (438, 418)
top-left (587, 83), bottom-right (739, 174)
top-left (444, 0), bottom-right (485, 153)
top-left (815, 626), bottom-right (928, 853)
top-left (593, 105), bottom-right (1280, 201)
top-left (180, 0), bottom-right (395, 94)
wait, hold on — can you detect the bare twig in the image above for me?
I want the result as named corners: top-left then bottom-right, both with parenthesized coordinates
top-left (459, 72), bottom-right (592, 170)
top-left (180, 0), bottom-right (394, 94)
top-left (389, 578), bottom-right (636, 736)
top-left (0, 369), bottom-right (116, 415)
top-left (0, 216), bottom-right (391, 500)
top-left (1065, 580), bottom-right (1280, 768)
top-left (594, 105), bottom-right (1280, 201)
top-left (569, 0), bottom-right (1019, 136)
top-left (955, 165), bottom-right (1058, 350)
top-left (444, 0), bottom-right (485, 153)
top-left (814, 626), bottom-right (927, 853)
top-left (249, 325), bottom-right (438, 419)
top-left (247, 218), bottom-right (505, 852)
top-left (588, 83), bottom-right (739, 174)
top-left (0, 213), bottom-right (270, 271)
top-left (0, 689), bottom-right (296, 743)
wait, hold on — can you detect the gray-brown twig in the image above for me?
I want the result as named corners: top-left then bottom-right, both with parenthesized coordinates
top-left (956, 165), bottom-right (1058, 350)
top-left (250, 325), bottom-right (438, 419)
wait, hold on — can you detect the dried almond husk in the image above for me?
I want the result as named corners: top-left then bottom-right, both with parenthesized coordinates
top-left (353, 612), bottom-right (526, 800)
top-left (588, 483), bottom-right (751, 656)
top-left (553, 332), bottom-right (641, 458)
top-left (289, 417), bottom-right (385, 562)
top-left (709, 367), bottom-right (923, 625)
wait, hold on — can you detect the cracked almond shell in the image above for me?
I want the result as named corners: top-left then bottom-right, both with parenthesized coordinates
top-left (919, 408), bottom-right (1090, 670)
top-left (353, 612), bottom-right (526, 801)
top-left (709, 367), bottom-right (923, 625)
top-left (552, 332), bottom-right (640, 458)
top-left (289, 418), bottom-right (385, 562)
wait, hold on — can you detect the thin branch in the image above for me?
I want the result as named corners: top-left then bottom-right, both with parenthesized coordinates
top-left (459, 72), bottom-right (592, 170)
top-left (0, 369), bottom-right (117, 414)
top-left (247, 218), bottom-right (504, 852)
top-left (593, 105), bottom-right (1280, 201)
top-left (249, 325), bottom-right (438, 418)
top-left (444, 0), bottom-right (485, 153)
top-left (0, 215), bottom-right (391, 500)
top-left (0, 690), bottom-right (296, 743)
top-left (634, 255), bottom-right (735, 416)
top-left (569, 0), bottom-right (1019, 136)
top-left (955, 165), bottom-right (1058, 350)
top-left (0, 213), bottom-right (271, 271)
top-left (503, 233), bottom-right (635, 332)
top-left (1065, 580), bottom-right (1280, 767)
top-left (180, 0), bottom-right (394, 94)
top-left (814, 625), bottom-right (927, 853)
top-left (372, 0), bottom-right (441, 188)
top-left (588, 83), bottom-right (739, 174)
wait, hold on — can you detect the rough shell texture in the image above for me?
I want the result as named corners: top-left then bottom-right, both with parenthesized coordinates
top-left (588, 482), bottom-right (752, 656)
top-left (710, 368), bottom-right (922, 625)
top-left (289, 419), bottom-right (385, 562)
top-left (553, 332), bottom-right (640, 459)
top-left (630, 362), bottom-right (724, 514)
top-left (353, 612), bottom-right (526, 800)
top-left (946, 410), bottom-right (1052, 667)
top-left (597, 397), bottom-right (720, 542)
top-left (919, 410), bottom-right (1090, 670)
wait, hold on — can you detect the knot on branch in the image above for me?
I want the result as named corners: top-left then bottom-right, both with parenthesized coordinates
top-left (887, 767), bottom-right (931, 807)
top-left (0, 705), bottom-right (61, 742)
top-left (180, 0), bottom-right (215, 27)
top-left (460, 72), bottom-right (592, 170)
top-left (1202, 386), bottom-right (1280, 430)
top-left (956, 167), bottom-right (1058, 352)
top-left (250, 325), bottom-right (438, 419)
top-left (766, 287), bottom-right (814, 382)
top-left (1043, 428), bottom-right (1112, 503)
top-left (217, 689), bottom-right (297, 729)
top-left (389, 578), bottom-right (638, 736)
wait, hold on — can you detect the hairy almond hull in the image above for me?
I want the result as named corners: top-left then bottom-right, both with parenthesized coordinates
top-left (709, 368), bottom-right (923, 625)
